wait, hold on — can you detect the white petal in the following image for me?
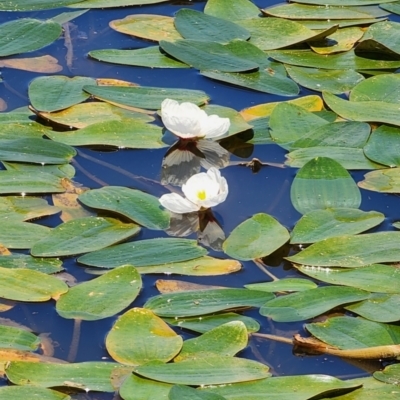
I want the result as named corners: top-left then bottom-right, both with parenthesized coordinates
top-left (159, 193), bottom-right (199, 214)
top-left (200, 114), bottom-right (230, 139)
top-left (182, 172), bottom-right (218, 205)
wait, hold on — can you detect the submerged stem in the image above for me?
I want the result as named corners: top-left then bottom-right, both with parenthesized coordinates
top-left (67, 318), bottom-right (82, 363)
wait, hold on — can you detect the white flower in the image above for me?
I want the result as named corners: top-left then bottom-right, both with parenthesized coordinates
top-left (159, 167), bottom-right (228, 214)
top-left (161, 98), bottom-right (230, 140)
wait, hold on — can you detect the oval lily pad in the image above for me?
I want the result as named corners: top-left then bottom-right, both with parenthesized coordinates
top-left (56, 265), bottom-right (142, 320)
top-left (0, 254), bottom-right (63, 274)
top-left (358, 167), bottom-right (400, 193)
top-left (79, 186), bottom-right (169, 230)
top-left (290, 157), bottom-right (361, 215)
top-left (106, 308), bottom-right (182, 365)
top-left (0, 386), bottom-right (70, 400)
top-left (358, 21), bottom-right (400, 56)
top-left (0, 0), bottom-right (85, 10)
top-left (134, 356), bottom-right (270, 385)
top-left (120, 374), bottom-right (172, 400)
top-left (204, 0), bottom-right (260, 21)
top-left (245, 278), bottom-right (318, 293)
top-left (169, 385), bottom-right (226, 400)
top-left (223, 213), bottom-right (290, 261)
top-left (31, 217), bottom-right (140, 257)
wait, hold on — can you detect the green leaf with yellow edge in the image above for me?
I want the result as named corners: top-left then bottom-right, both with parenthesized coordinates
top-left (89, 47), bottom-right (189, 68)
top-left (358, 21), bottom-right (400, 56)
top-left (0, 254), bottom-right (62, 274)
top-left (306, 316), bottom-right (400, 350)
top-left (286, 147), bottom-right (382, 170)
top-left (47, 119), bottom-right (165, 149)
top-left (78, 238), bottom-right (207, 269)
top-left (358, 167), bottom-right (400, 193)
top-left (106, 308), bottom-right (182, 365)
top-left (285, 66), bottom-right (364, 94)
top-left (36, 102), bottom-right (154, 129)
top-left (0, 267), bottom-right (68, 301)
top-left (204, 0), bottom-right (260, 21)
top-left (202, 69), bottom-right (299, 96)
top-left (174, 321), bottom-right (248, 362)
top-left (262, 3), bottom-right (388, 19)
top-left (300, 264), bottom-right (400, 293)
top-left (68, 0), bottom-right (169, 8)
top-left (0, 324), bottom-right (40, 351)
top-left (164, 312), bottom-right (260, 334)
top-left (290, 157), bottom-right (361, 215)
top-left (5, 361), bottom-right (124, 392)
top-left (373, 364), bottom-right (400, 385)
top-left (134, 356), bottom-right (270, 385)
top-left (0, 171), bottom-right (65, 194)
top-left (0, 122), bottom-right (50, 139)
top-left (83, 84), bottom-right (209, 110)
top-left (268, 49), bottom-right (400, 70)
top-left (109, 14), bottom-right (181, 42)
top-left (0, 386), bottom-right (70, 400)
top-left (239, 17), bottom-right (337, 51)
top-left (291, 209), bottom-right (384, 244)
top-left (245, 278), bottom-right (318, 292)
top-left (260, 286), bottom-right (370, 322)
top-left (120, 373), bottom-right (172, 400)
top-left (169, 385), bottom-right (226, 400)
top-left (240, 95), bottom-right (323, 121)
top-left (56, 265), bottom-right (141, 320)
top-left (31, 217), bottom-right (140, 257)
top-left (144, 288), bottom-right (273, 318)
top-left (29, 76), bottom-right (95, 112)
top-left (175, 9), bottom-right (250, 43)
top-left (345, 293), bottom-right (400, 322)
top-left (287, 231), bottom-right (400, 267)
top-left (0, 18), bottom-right (61, 57)
top-left (223, 213), bottom-right (290, 261)
top-left (79, 186), bottom-right (169, 230)
top-left (310, 27), bottom-right (364, 54)
top-left (203, 375), bottom-right (361, 399)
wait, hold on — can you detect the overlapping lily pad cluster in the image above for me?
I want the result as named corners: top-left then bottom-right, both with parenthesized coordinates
top-left (1, 0), bottom-right (400, 399)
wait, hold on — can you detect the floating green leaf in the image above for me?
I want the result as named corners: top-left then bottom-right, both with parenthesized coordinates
top-left (291, 208), bottom-right (384, 244)
top-left (56, 265), bottom-right (141, 320)
top-left (0, 386), bottom-right (70, 400)
top-left (134, 356), bottom-right (270, 385)
top-left (245, 278), bottom-right (318, 292)
top-left (145, 288), bottom-right (274, 318)
top-left (78, 238), bottom-right (207, 269)
top-left (260, 286), bottom-right (370, 322)
top-left (31, 217), bottom-right (140, 257)
top-left (287, 232), bottom-right (400, 267)
top-left (223, 213), bottom-right (290, 261)
top-left (3, 161), bottom-right (75, 179)
top-left (373, 364), bottom-right (400, 385)
top-left (0, 0), bottom-right (85, 10)
top-left (358, 21), bottom-right (400, 55)
top-left (306, 316), bottom-right (400, 349)
top-left (106, 308), bottom-right (182, 365)
top-left (169, 385), bottom-right (226, 400)
top-left (285, 66), bottom-right (364, 94)
top-left (164, 312), bottom-right (260, 334)
top-left (204, 0), bottom-right (260, 21)
top-left (160, 39), bottom-right (259, 73)
top-left (290, 157), bottom-right (361, 215)
top-left (0, 18), bottom-right (61, 57)
top-left (174, 9), bottom-right (250, 43)
top-left (0, 267), bottom-right (68, 301)
top-left (79, 186), bottom-right (169, 230)
top-left (120, 374), bottom-right (171, 400)
top-left (83, 85), bottom-right (209, 110)
top-left (6, 361), bottom-right (123, 392)
top-left (49, 9), bottom-right (89, 25)
top-left (68, 0), bottom-right (169, 8)
top-left (299, 17), bottom-right (386, 29)
top-left (0, 254), bottom-right (62, 274)
top-left (175, 321), bottom-right (248, 362)
top-left (358, 167), bottom-right (400, 192)
top-left (0, 324), bottom-right (40, 351)
top-left (291, 0), bottom-right (395, 5)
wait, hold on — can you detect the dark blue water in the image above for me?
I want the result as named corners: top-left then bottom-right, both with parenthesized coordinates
top-left (1, 1), bottom-right (399, 398)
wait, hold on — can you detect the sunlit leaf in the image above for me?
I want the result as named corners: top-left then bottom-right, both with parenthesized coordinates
top-left (78, 238), bottom-right (207, 269)
top-left (56, 265), bottom-right (141, 320)
top-left (0, 55), bottom-right (62, 73)
top-left (0, 267), bottom-right (68, 301)
top-left (358, 167), bottom-right (400, 193)
top-left (0, 324), bottom-right (40, 351)
top-left (134, 356), bottom-right (270, 385)
top-left (290, 157), bottom-right (361, 215)
top-left (260, 286), bottom-right (370, 322)
top-left (29, 76), bottom-right (95, 112)
top-left (291, 0), bottom-right (395, 4)
top-left (106, 308), bottom-right (182, 365)
top-left (204, 0), bottom-right (260, 21)
top-left (299, 18), bottom-right (387, 30)
top-left (291, 208), bottom-right (384, 244)
top-left (373, 364), bottom-right (400, 385)
top-left (5, 361), bottom-right (124, 391)
top-left (380, 2), bottom-right (400, 16)
top-left (245, 278), bottom-right (318, 292)
top-left (120, 373), bottom-right (172, 400)
top-left (223, 213), bottom-right (290, 261)
top-left (31, 217), bottom-right (140, 257)
top-left (310, 27), bottom-right (364, 54)
top-left (287, 232), bottom-right (400, 267)
top-left (0, 386), bottom-right (70, 400)
top-left (164, 312), bottom-right (260, 334)
top-left (0, 18), bottom-right (61, 57)
top-left (109, 14), bottom-right (181, 42)
top-left (285, 66), bottom-right (364, 94)
top-left (358, 21), bottom-right (400, 55)
top-left (169, 385), bottom-right (226, 400)
top-left (351, 73), bottom-right (400, 103)
top-left (83, 84), bottom-right (209, 110)
top-left (68, 0), bottom-right (169, 8)
top-left (0, 0), bottom-right (85, 10)
top-left (144, 288), bottom-right (273, 318)
top-left (0, 254), bottom-right (62, 274)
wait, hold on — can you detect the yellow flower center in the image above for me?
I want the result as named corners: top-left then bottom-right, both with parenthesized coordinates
top-left (197, 190), bottom-right (207, 200)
